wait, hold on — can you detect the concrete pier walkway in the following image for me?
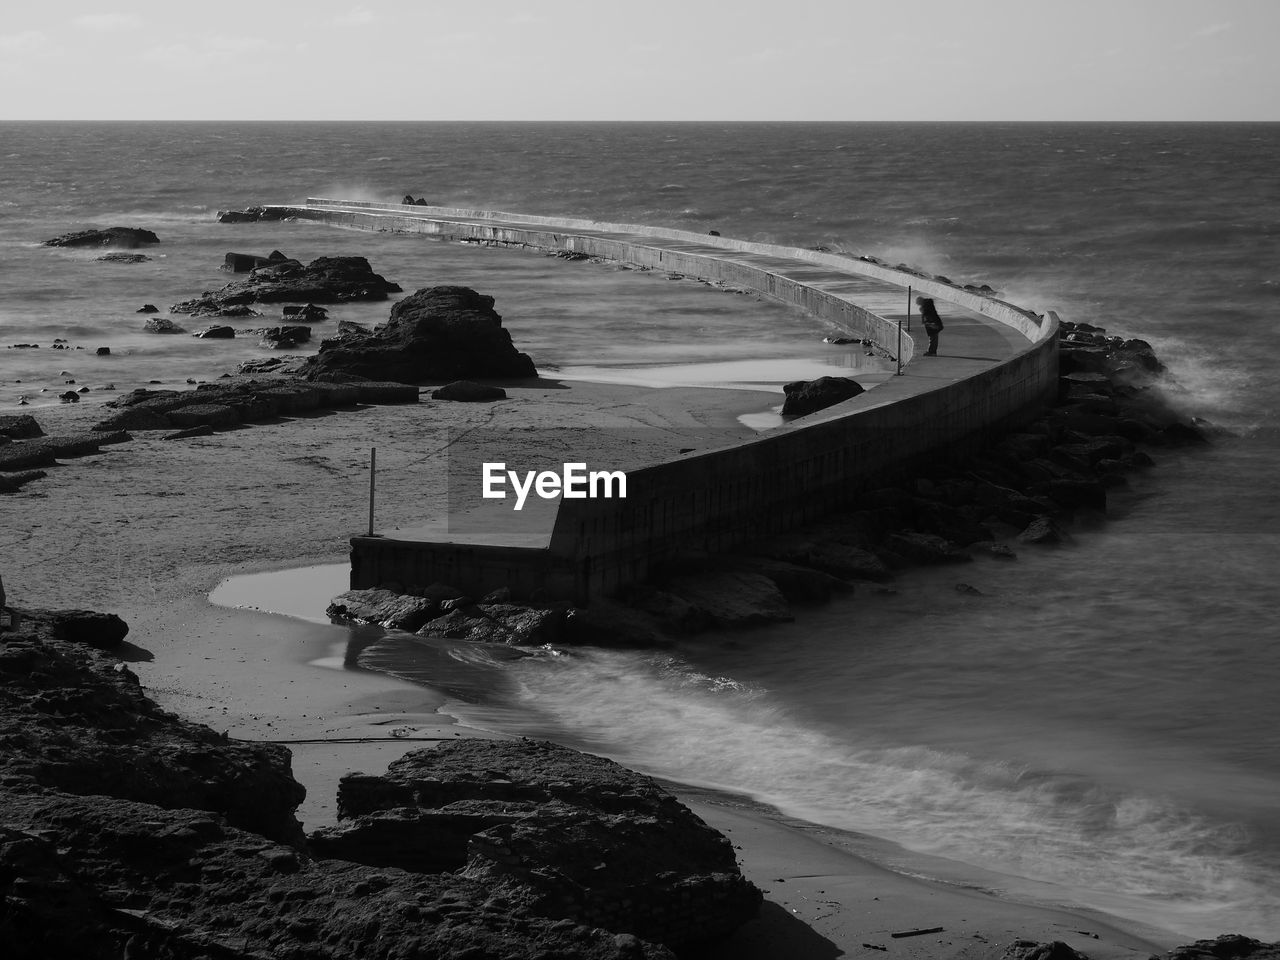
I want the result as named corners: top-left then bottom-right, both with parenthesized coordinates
top-left (273, 199), bottom-right (1057, 600)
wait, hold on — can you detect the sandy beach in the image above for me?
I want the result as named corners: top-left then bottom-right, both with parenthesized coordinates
top-left (7, 378), bottom-right (1183, 958)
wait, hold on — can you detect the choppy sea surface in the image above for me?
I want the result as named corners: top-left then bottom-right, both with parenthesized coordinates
top-left (4, 122), bottom-right (1279, 940)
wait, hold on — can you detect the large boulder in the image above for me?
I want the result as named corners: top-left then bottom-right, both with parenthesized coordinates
top-left (171, 255), bottom-right (401, 316)
top-left (299, 286), bottom-right (537, 382)
top-left (309, 739), bottom-right (761, 953)
top-left (0, 625), bottom-right (675, 959)
top-left (663, 570), bottom-right (794, 627)
top-left (0, 414), bottom-right (43, 439)
top-left (781, 376), bottom-right (865, 416)
top-left (42, 226), bottom-right (159, 248)
top-left (0, 622), bottom-right (305, 844)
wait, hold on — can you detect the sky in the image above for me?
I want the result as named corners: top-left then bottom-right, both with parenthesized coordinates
top-left (1, 0), bottom-right (1276, 121)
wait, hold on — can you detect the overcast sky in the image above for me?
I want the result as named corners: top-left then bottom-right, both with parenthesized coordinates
top-left (2, 0), bottom-right (1275, 121)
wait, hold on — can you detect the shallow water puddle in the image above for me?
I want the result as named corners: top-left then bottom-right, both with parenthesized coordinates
top-left (208, 563), bottom-right (349, 624)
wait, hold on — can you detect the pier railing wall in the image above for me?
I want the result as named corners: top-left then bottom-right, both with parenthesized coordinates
top-left (281, 201), bottom-right (1059, 602)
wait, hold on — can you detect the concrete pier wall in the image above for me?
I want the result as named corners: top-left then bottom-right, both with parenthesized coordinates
top-left (283, 201), bottom-right (1058, 602)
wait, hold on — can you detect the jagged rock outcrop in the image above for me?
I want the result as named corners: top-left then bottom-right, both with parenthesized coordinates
top-left (215, 205), bottom-right (295, 223)
top-left (298, 286), bottom-right (538, 383)
top-left (18, 609), bottom-right (129, 649)
top-left (310, 739), bottom-right (761, 953)
top-left (95, 252), bottom-right (151, 263)
top-left (660, 570), bottom-right (794, 627)
top-left (143, 316), bottom-right (183, 333)
top-left (0, 616), bottom-right (741, 958)
top-left (781, 375), bottom-right (865, 416)
top-left (192, 324), bottom-right (235, 339)
top-left (90, 377), bottom-right (417, 433)
top-left (0, 624), bottom-right (305, 844)
top-left (42, 227), bottom-right (159, 249)
top-left (0, 431), bottom-right (131, 472)
top-left (259, 324), bottom-right (311, 348)
top-left (171, 255), bottom-right (401, 316)
top-left (221, 250), bottom-right (290, 272)
top-left (327, 588), bottom-right (441, 632)
top-left (414, 603), bottom-right (569, 645)
top-left (1156, 935), bottom-right (1280, 960)
top-left (0, 414), bottom-right (43, 439)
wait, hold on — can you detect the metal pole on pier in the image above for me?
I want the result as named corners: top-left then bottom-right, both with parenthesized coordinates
top-left (907, 285), bottom-right (913, 331)
top-left (367, 447), bottom-right (376, 536)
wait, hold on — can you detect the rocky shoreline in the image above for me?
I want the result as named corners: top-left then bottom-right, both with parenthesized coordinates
top-left (1, 612), bottom-right (758, 958)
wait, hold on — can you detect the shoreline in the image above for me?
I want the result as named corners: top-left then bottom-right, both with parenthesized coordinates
top-left (179, 570), bottom-right (1181, 958)
top-left (2, 359), bottom-right (1210, 954)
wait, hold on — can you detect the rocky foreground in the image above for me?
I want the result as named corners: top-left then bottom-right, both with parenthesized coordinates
top-left (0, 611), bottom-right (759, 959)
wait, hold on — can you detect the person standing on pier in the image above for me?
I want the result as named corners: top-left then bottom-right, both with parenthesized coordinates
top-left (917, 296), bottom-right (944, 356)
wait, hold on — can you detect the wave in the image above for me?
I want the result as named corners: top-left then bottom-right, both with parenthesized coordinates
top-left (487, 647), bottom-right (1280, 938)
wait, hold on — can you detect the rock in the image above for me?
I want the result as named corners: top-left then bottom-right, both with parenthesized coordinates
top-left (1017, 516), bottom-right (1068, 544)
top-left (143, 317), bottom-right (183, 334)
top-left (193, 324), bottom-right (235, 339)
top-left (1003, 942), bottom-right (1091, 960)
top-left (781, 376), bottom-right (865, 416)
top-left (259, 325), bottom-right (311, 348)
top-left (216, 205), bottom-right (294, 223)
top-left (20, 609), bottom-right (129, 649)
top-left (58, 391), bottom-right (80, 403)
top-left (883, 531), bottom-right (971, 565)
top-left (664, 570), bottom-right (794, 627)
top-left (221, 251), bottom-right (284, 272)
top-left (563, 599), bottom-right (674, 648)
top-left (1156, 935), bottom-right (1280, 960)
top-left (237, 355), bottom-right (306, 375)
top-left (166, 403), bottom-right (240, 429)
top-left (171, 255), bottom-right (400, 315)
top-left (336, 318), bottom-right (371, 336)
top-left (1, 621), bottom-right (305, 843)
top-left (327, 588), bottom-right (440, 632)
top-left (310, 739), bottom-right (760, 953)
top-left (91, 407), bottom-right (173, 431)
top-left (95, 346), bottom-right (110, 355)
top-left (0, 414), bottom-right (43, 439)
top-left (282, 302), bottom-right (328, 321)
top-left (751, 534), bottom-right (892, 581)
top-left (91, 377), bottom-right (414, 433)
top-left (431, 380), bottom-right (507, 401)
top-left (1, 624), bottom-right (680, 957)
top-left (298, 286), bottom-right (537, 383)
top-left (0, 469), bottom-right (47, 493)
top-left (94, 252), bottom-right (151, 263)
top-left (415, 604), bottom-right (568, 645)
top-left (43, 226), bottom-right (160, 248)
top-left (136, 303), bottom-right (159, 313)
top-left (719, 555), bottom-right (848, 603)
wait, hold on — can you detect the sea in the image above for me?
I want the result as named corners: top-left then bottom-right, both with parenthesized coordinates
top-left (3, 121), bottom-right (1278, 941)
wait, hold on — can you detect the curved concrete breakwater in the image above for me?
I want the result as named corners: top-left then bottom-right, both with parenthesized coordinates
top-left (273, 198), bottom-right (1058, 602)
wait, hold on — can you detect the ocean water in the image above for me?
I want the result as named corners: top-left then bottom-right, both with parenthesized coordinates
top-left (5, 122), bottom-right (1280, 940)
